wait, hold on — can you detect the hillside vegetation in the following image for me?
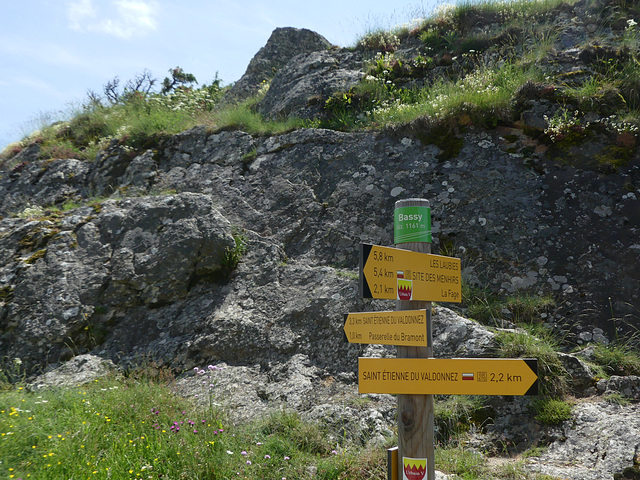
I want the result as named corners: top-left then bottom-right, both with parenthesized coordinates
top-left (2, 0), bottom-right (640, 172)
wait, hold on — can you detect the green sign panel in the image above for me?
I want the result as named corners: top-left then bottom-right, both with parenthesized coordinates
top-left (394, 206), bottom-right (431, 244)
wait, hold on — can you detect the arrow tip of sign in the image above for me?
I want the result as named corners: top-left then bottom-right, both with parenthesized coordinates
top-left (525, 380), bottom-right (539, 396)
top-left (524, 358), bottom-right (539, 396)
top-left (524, 358), bottom-right (538, 375)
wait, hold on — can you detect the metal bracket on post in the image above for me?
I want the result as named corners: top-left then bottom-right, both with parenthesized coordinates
top-left (388, 446), bottom-right (399, 480)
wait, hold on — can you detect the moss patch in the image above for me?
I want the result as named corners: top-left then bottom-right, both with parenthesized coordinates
top-left (25, 249), bottom-right (47, 264)
top-left (416, 125), bottom-right (464, 160)
top-left (595, 141), bottom-right (637, 171)
top-left (0, 286), bottom-right (14, 302)
top-left (18, 226), bottom-right (61, 251)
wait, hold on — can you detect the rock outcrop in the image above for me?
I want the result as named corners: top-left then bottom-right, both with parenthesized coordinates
top-left (2, 126), bottom-right (637, 367)
top-left (257, 49), bottom-right (364, 120)
top-left (527, 402), bottom-right (640, 480)
top-left (224, 27), bottom-right (333, 102)
top-left (2, 3), bottom-right (640, 477)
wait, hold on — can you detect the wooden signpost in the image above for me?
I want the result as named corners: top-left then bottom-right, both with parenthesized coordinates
top-left (393, 198), bottom-right (435, 480)
top-left (346, 198), bottom-right (538, 480)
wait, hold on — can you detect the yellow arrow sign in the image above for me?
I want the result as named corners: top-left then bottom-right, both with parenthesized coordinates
top-left (358, 357), bottom-right (538, 396)
top-left (344, 310), bottom-right (428, 346)
top-left (359, 244), bottom-right (461, 303)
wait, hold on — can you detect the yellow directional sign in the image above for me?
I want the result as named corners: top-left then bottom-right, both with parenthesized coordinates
top-left (358, 357), bottom-right (538, 396)
top-left (359, 244), bottom-right (461, 303)
top-left (344, 310), bottom-right (428, 347)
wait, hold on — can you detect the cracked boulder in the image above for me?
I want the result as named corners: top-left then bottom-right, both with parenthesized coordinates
top-left (0, 192), bottom-right (234, 366)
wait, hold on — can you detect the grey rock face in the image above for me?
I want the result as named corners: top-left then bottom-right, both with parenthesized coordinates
top-left (2, 126), bottom-right (638, 370)
top-left (433, 306), bottom-right (496, 357)
top-left (225, 27), bottom-right (333, 102)
top-left (558, 352), bottom-right (597, 396)
top-left (527, 402), bottom-right (640, 480)
top-left (27, 354), bottom-right (119, 389)
top-left (0, 157), bottom-right (91, 216)
top-left (597, 375), bottom-right (640, 400)
top-left (258, 49), bottom-right (364, 120)
top-left (0, 192), bottom-right (235, 366)
top-left (1, 12), bottom-right (639, 480)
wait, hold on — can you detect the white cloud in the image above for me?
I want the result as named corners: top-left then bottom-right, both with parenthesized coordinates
top-left (67, 0), bottom-right (159, 39)
top-left (67, 0), bottom-right (98, 30)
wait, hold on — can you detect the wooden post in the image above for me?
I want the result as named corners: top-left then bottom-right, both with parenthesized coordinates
top-left (394, 198), bottom-right (434, 480)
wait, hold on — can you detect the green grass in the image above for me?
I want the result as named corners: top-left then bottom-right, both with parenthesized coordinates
top-left (435, 395), bottom-right (490, 442)
top-left (462, 285), bottom-right (555, 326)
top-left (435, 444), bottom-right (557, 479)
top-left (0, 369), bottom-right (568, 480)
top-left (207, 94), bottom-right (306, 135)
top-left (494, 325), bottom-right (568, 397)
top-left (452, 0), bottom-right (573, 18)
top-left (0, 373), bottom-right (386, 480)
top-left (356, 63), bottom-right (541, 130)
top-left (591, 341), bottom-right (640, 377)
top-left (0, 78), bottom-right (306, 168)
top-left (1, 377), bottom-right (226, 479)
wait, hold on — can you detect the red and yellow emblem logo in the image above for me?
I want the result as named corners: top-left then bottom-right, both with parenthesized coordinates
top-left (403, 457), bottom-right (426, 480)
top-left (397, 271), bottom-right (413, 301)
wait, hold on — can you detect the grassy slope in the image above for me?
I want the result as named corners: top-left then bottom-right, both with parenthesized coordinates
top-left (2, 0), bottom-right (640, 170)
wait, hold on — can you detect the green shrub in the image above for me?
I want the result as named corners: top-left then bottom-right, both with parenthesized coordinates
top-left (494, 326), bottom-right (568, 397)
top-left (533, 398), bottom-right (573, 425)
top-left (220, 227), bottom-right (247, 277)
top-left (6, 69), bottom-right (226, 164)
top-left (435, 395), bottom-right (490, 442)
top-left (592, 341), bottom-right (640, 377)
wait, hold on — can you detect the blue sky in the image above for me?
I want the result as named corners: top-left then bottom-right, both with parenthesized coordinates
top-left (0, 0), bottom-right (437, 150)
